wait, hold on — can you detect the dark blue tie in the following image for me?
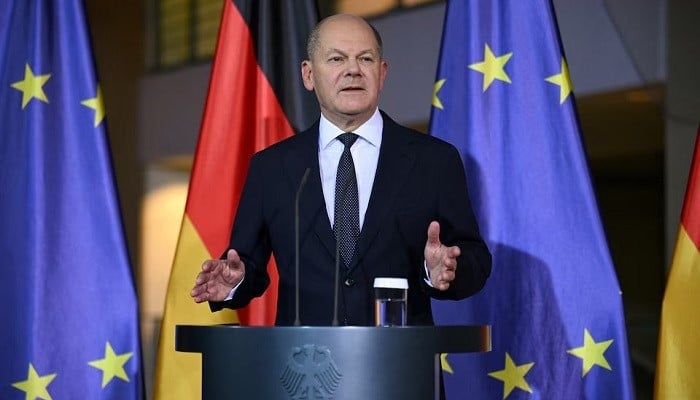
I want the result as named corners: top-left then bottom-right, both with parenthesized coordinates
top-left (334, 133), bottom-right (360, 268)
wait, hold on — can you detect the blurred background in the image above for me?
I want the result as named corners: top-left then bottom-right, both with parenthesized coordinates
top-left (82, 0), bottom-right (699, 398)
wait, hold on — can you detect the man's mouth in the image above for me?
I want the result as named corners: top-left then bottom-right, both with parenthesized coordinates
top-left (340, 86), bottom-right (364, 92)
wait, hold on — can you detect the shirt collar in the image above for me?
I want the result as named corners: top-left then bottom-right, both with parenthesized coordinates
top-left (319, 108), bottom-right (383, 150)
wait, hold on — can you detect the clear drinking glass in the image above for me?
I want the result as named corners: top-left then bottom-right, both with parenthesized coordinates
top-left (374, 277), bottom-right (408, 327)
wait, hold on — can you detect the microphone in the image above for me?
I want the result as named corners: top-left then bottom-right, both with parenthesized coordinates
top-left (294, 168), bottom-right (311, 326)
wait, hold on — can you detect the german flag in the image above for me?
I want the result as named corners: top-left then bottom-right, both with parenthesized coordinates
top-left (655, 126), bottom-right (700, 399)
top-left (153, 1), bottom-right (318, 398)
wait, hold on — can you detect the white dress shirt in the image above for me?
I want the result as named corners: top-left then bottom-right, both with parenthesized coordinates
top-left (318, 108), bottom-right (382, 229)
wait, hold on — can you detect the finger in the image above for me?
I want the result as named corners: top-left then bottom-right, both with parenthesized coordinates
top-left (195, 281), bottom-right (214, 301)
top-left (449, 245), bottom-right (461, 258)
top-left (190, 285), bottom-right (206, 300)
top-left (226, 249), bottom-right (239, 264)
top-left (443, 256), bottom-right (458, 271)
top-left (192, 276), bottom-right (211, 293)
top-left (441, 269), bottom-right (456, 282)
top-left (436, 281), bottom-right (450, 291)
top-left (435, 272), bottom-right (455, 291)
top-left (201, 259), bottom-right (218, 272)
top-left (194, 271), bottom-right (209, 285)
top-left (192, 292), bottom-right (208, 303)
top-left (426, 221), bottom-right (441, 246)
top-left (442, 263), bottom-right (456, 273)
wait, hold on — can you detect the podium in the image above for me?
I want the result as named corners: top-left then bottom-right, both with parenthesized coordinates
top-left (176, 324), bottom-right (490, 399)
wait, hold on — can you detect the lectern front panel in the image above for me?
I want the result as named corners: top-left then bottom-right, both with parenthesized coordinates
top-left (176, 325), bottom-right (489, 400)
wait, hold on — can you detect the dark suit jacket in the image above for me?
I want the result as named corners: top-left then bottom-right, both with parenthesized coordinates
top-left (212, 111), bottom-right (491, 326)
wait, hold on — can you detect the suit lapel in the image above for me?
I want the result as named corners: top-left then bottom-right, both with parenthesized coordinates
top-left (350, 114), bottom-right (416, 270)
top-left (283, 122), bottom-right (337, 259)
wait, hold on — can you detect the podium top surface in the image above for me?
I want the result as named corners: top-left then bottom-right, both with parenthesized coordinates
top-left (176, 324), bottom-right (491, 354)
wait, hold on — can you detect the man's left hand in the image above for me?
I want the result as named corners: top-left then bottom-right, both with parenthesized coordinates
top-left (424, 221), bottom-right (460, 291)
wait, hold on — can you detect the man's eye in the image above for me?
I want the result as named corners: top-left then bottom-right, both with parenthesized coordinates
top-left (329, 56), bottom-right (343, 62)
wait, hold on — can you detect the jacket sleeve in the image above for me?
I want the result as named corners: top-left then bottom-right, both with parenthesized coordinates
top-left (209, 153), bottom-right (272, 311)
top-left (427, 144), bottom-right (492, 300)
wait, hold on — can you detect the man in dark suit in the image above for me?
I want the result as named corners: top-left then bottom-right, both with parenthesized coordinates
top-left (191, 13), bottom-right (491, 326)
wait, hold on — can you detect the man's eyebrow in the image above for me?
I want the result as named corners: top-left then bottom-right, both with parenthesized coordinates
top-left (324, 48), bottom-right (377, 56)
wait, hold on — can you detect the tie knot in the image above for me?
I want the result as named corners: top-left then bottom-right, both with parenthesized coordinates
top-left (337, 132), bottom-right (359, 148)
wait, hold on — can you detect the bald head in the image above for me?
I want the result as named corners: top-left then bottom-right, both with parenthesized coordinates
top-left (306, 14), bottom-right (384, 61)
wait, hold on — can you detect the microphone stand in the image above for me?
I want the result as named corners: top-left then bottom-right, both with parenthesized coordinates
top-left (332, 233), bottom-right (340, 326)
top-left (294, 168), bottom-right (311, 326)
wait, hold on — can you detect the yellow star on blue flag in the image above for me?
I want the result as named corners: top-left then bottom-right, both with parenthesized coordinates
top-left (433, 79), bottom-right (446, 109)
top-left (567, 329), bottom-right (614, 376)
top-left (81, 85), bottom-right (106, 127)
top-left (468, 44), bottom-right (512, 91)
top-left (11, 364), bottom-right (57, 400)
top-left (10, 64), bottom-right (51, 109)
top-left (545, 58), bottom-right (573, 104)
top-left (487, 353), bottom-right (534, 399)
top-left (88, 342), bottom-right (134, 387)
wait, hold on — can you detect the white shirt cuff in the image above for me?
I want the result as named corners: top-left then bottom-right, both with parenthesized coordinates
top-left (224, 277), bottom-right (245, 301)
top-left (423, 260), bottom-right (434, 287)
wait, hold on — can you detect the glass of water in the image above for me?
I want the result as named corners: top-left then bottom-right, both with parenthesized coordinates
top-left (374, 277), bottom-right (408, 327)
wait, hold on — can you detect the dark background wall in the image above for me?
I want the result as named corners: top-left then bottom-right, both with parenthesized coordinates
top-left (84, 0), bottom-right (145, 271)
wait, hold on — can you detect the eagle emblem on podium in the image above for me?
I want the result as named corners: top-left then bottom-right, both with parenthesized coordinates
top-left (280, 344), bottom-right (342, 399)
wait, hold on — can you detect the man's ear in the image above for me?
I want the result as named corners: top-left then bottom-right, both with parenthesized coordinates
top-left (378, 59), bottom-right (388, 91)
top-left (301, 60), bottom-right (314, 91)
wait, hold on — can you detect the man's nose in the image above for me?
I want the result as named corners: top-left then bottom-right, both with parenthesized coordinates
top-left (344, 58), bottom-right (361, 75)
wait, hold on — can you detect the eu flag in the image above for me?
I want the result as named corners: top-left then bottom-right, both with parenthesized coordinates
top-left (0, 1), bottom-right (143, 399)
top-left (429, 1), bottom-right (634, 398)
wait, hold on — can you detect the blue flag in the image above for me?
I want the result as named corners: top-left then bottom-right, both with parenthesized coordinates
top-left (0, 1), bottom-right (143, 399)
top-left (429, 1), bottom-right (634, 399)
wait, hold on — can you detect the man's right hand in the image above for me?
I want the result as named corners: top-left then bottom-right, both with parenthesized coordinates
top-left (190, 249), bottom-right (245, 303)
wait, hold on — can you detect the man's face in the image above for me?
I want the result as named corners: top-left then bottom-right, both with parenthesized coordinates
top-left (301, 16), bottom-right (388, 129)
